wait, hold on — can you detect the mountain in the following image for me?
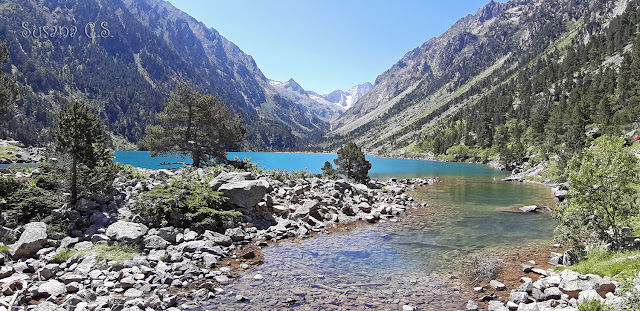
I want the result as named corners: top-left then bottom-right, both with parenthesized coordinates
top-left (0, 0), bottom-right (328, 149)
top-left (270, 79), bottom-right (372, 122)
top-left (326, 0), bottom-right (636, 159)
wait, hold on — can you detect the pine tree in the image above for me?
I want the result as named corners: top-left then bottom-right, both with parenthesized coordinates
top-left (142, 85), bottom-right (246, 168)
top-left (321, 161), bottom-right (336, 178)
top-left (0, 41), bottom-right (17, 117)
top-left (52, 102), bottom-right (110, 203)
top-left (334, 143), bottom-right (372, 183)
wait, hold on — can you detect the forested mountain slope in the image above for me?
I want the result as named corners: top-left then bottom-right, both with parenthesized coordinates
top-left (0, 0), bottom-right (328, 149)
top-left (325, 0), bottom-right (637, 168)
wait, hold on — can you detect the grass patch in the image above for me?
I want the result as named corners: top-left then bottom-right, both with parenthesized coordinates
top-left (52, 249), bottom-right (78, 263)
top-left (0, 245), bottom-right (8, 253)
top-left (92, 244), bottom-right (140, 263)
top-left (0, 144), bottom-right (20, 161)
top-left (577, 299), bottom-right (614, 311)
top-left (556, 248), bottom-right (640, 284)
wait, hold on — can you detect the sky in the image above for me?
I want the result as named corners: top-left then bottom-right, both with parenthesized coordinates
top-left (166, 0), bottom-right (493, 94)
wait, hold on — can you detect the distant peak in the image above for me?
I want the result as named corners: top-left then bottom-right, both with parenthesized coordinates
top-left (285, 78), bottom-right (304, 92)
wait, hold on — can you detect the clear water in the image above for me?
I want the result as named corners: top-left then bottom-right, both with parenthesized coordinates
top-left (109, 151), bottom-right (555, 309)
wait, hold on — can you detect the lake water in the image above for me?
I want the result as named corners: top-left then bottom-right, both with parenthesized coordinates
top-left (111, 151), bottom-right (555, 310)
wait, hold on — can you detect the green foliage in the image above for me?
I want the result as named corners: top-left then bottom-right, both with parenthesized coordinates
top-left (0, 176), bottom-right (20, 198)
top-left (52, 102), bottom-right (111, 202)
top-left (93, 245), bottom-right (140, 264)
top-left (334, 143), bottom-right (372, 183)
top-left (321, 161), bottom-right (337, 178)
top-left (0, 40), bottom-right (17, 117)
top-left (52, 250), bottom-right (78, 263)
top-left (132, 178), bottom-right (240, 231)
top-left (141, 85), bottom-right (246, 168)
top-left (577, 299), bottom-right (613, 311)
top-left (0, 245), bottom-right (8, 253)
top-left (558, 248), bottom-right (640, 284)
top-left (4, 184), bottom-right (62, 228)
top-left (554, 136), bottom-right (640, 248)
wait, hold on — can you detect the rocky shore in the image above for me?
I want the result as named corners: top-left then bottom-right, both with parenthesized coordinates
top-left (465, 250), bottom-right (640, 311)
top-left (0, 166), bottom-right (438, 311)
top-left (0, 140), bottom-right (46, 165)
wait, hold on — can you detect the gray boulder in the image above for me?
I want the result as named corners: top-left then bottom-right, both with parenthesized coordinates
top-left (520, 205), bottom-right (540, 213)
top-left (509, 291), bottom-right (530, 304)
top-left (559, 269), bottom-right (616, 298)
top-left (106, 221), bottom-right (148, 243)
top-left (208, 172), bottom-right (255, 190)
top-left (488, 301), bottom-right (508, 311)
top-left (490, 280), bottom-right (507, 291)
top-left (203, 230), bottom-right (233, 246)
top-left (466, 300), bottom-right (479, 311)
top-left (143, 235), bottom-right (170, 250)
top-left (75, 197), bottom-right (100, 212)
top-left (0, 225), bottom-right (16, 244)
top-left (38, 279), bottom-right (66, 298)
top-left (9, 222), bottom-right (47, 259)
top-left (158, 227), bottom-right (178, 243)
top-left (33, 301), bottom-right (64, 311)
top-left (225, 228), bottom-right (247, 242)
top-left (218, 180), bottom-right (269, 208)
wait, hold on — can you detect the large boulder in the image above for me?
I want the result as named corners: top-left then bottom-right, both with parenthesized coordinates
top-left (143, 235), bottom-right (170, 250)
top-left (208, 172), bottom-right (255, 190)
top-left (9, 222), bottom-right (47, 259)
top-left (218, 180), bottom-right (269, 208)
top-left (38, 279), bottom-right (66, 298)
top-left (106, 221), bottom-right (148, 243)
top-left (559, 269), bottom-right (616, 298)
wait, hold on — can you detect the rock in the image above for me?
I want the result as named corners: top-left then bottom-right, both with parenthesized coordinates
top-left (33, 301), bottom-right (64, 311)
top-left (9, 222), bottom-right (47, 259)
top-left (521, 264), bottom-right (533, 273)
top-left (158, 227), bottom-right (178, 244)
top-left (481, 293), bottom-right (497, 302)
top-left (60, 273), bottom-right (86, 284)
top-left (0, 266), bottom-right (13, 278)
top-left (235, 294), bottom-right (248, 302)
top-left (577, 289), bottom-right (603, 304)
top-left (402, 305), bottom-right (415, 311)
top-left (241, 250), bottom-right (256, 259)
top-left (544, 287), bottom-right (563, 300)
top-left (215, 275), bottom-right (230, 285)
top-left (357, 202), bottom-right (372, 213)
top-left (531, 288), bottom-right (546, 301)
top-left (66, 282), bottom-right (81, 293)
top-left (73, 241), bottom-right (93, 251)
top-left (106, 221), bottom-right (148, 243)
top-left (520, 205), bottom-right (540, 213)
top-left (218, 180), bottom-right (269, 208)
top-left (124, 288), bottom-right (144, 298)
top-left (0, 226), bottom-right (15, 244)
top-left (37, 280), bottom-right (66, 298)
top-left (208, 172), bottom-right (255, 190)
top-left (75, 197), bottom-right (100, 212)
top-left (473, 286), bottom-right (485, 293)
top-left (531, 268), bottom-right (548, 276)
top-left (225, 228), bottom-right (246, 242)
top-left (559, 269), bottom-right (616, 298)
top-left (466, 300), bottom-right (479, 311)
top-left (490, 280), bottom-right (507, 291)
top-left (488, 300), bottom-right (509, 311)
top-left (203, 230), bottom-right (233, 246)
top-left (509, 291), bottom-right (530, 304)
top-left (143, 235), bottom-right (169, 250)
top-left (549, 252), bottom-right (563, 266)
top-left (91, 234), bottom-right (109, 244)
top-left (183, 230), bottom-right (198, 241)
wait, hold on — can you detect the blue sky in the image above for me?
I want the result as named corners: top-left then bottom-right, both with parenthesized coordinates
top-left (166, 0), bottom-right (492, 94)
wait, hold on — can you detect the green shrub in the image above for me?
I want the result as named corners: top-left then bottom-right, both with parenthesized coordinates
top-left (93, 245), bottom-right (139, 263)
top-left (557, 247), bottom-right (640, 285)
top-left (132, 178), bottom-right (240, 231)
top-left (52, 249), bottom-right (78, 263)
top-left (577, 299), bottom-right (613, 311)
top-left (4, 185), bottom-right (62, 228)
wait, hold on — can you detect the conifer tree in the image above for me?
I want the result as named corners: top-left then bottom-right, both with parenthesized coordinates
top-left (142, 85), bottom-right (246, 168)
top-left (334, 143), bottom-right (371, 183)
top-left (52, 102), bottom-right (110, 203)
top-left (0, 41), bottom-right (16, 117)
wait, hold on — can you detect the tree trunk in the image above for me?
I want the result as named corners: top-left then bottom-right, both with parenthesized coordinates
top-left (193, 151), bottom-right (201, 168)
top-left (71, 157), bottom-right (77, 203)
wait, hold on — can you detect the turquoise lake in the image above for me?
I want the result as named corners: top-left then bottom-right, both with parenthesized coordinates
top-left (115, 151), bottom-right (555, 309)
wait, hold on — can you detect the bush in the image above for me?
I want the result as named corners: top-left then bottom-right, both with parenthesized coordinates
top-left (553, 136), bottom-right (640, 248)
top-left (468, 254), bottom-right (503, 283)
top-left (577, 299), bottom-right (613, 311)
top-left (4, 185), bottom-right (62, 228)
top-left (132, 178), bottom-right (240, 231)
